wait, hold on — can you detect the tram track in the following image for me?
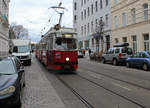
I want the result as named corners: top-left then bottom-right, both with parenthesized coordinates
top-left (77, 74), bottom-right (146, 108)
top-left (56, 75), bottom-right (94, 108)
top-left (80, 67), bottom-right (150, 92)
top-left (56, 72), bottom-right (147, 108)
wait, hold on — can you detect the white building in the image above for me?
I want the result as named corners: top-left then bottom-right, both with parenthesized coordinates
top-left (73, 0), bottom-right (112, 52)
top-left (0, 0), bottom-right (10, 59)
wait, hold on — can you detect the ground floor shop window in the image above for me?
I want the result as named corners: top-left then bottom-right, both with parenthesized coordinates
top-left (84, 40), bottom-right (89, 50)
top-left (143, 34), bottom-right (149, 51)
top-left (92, 38), bottom-right (94, 48)
top-left (132, 36), bottom-right (137, 53)
top-left (106, 35), bottom-right (110, 51)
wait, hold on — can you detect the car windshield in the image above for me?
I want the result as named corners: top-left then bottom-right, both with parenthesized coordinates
top-left (55, 38), bottom-right (77, 50)
top-left (0, 59), bottom-right (16, 75)
top-left (13, 46), bottom-right (29, 53)
top-left (146, 51), bottom-right (150, 56)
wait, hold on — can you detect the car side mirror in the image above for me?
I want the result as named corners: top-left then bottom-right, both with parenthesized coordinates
top-left (9, 50), bottom-right (12, 54)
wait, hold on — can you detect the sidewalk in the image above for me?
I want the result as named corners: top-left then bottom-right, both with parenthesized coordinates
top-left (21, 57), bottom-right (66, 108)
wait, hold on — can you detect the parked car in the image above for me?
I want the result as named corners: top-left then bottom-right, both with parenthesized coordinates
top-left (126, 51), bottom-right (150, 71)
top-left (102, 43), bottom-right (133, 65)
top-left (78, 50), bottom-right (84, 58)
top-left (0, 57), bottom-right (25, 107)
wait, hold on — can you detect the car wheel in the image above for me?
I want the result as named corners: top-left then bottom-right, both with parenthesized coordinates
top-left (143, 63), bottom-right (148, 71)
top-left (23, 81), bottom-right (26, 88)
top-left (28, 60), bottom-right (31, 66)
top-left (113, 59), bottom-right (118, 66)
top-left (16, 91), bottom-right (22, 108)
top-left (102, 58), bottom-right (106, 64)
top-left (126, 62), bottom-right (130, 68)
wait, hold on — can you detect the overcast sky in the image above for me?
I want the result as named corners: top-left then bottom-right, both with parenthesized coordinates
top-left (10, 0), bottom-right (73, 42)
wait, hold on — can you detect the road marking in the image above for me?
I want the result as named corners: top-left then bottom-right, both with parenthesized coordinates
top-left (112, 82), bottom-right (131, 91)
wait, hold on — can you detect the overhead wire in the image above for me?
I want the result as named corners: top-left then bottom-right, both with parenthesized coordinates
top-left (40, 0), bottom-right (64, 36)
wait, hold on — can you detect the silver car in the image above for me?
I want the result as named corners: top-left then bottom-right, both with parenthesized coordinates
top-left (102, 43), bottom-right (133, 65)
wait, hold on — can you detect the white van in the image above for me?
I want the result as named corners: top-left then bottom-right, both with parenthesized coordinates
top-left (11, 39), bottom-right (32, 65)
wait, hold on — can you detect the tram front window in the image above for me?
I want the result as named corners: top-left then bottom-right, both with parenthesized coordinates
top-left (55, 38), bottom-right (77, 50)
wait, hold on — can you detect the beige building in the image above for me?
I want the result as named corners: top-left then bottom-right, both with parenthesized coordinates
top-left (112, 0), bottom-right (150, 52)
top-left (0, 0), bottom-right (10, 58)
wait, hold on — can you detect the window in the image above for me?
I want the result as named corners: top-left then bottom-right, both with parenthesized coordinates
top-left (114, 16), bottom-right (118, 28)
top-left (132, 36), bottom-right (137, 53)
top-left (81, 0), bottom-right (83, 6)
top-left (122, 12), bottom-right (126, 26)
top-left (115, 38), bottom-right (119, 43)
top-left (74, 15), bottom-right (77, 23)
top-left (88, 7), bottom-right (90, 16)
top-left (84, 9), bottom-right (86, 19)
top-left (92, 38), bottom-right (94, 48)
top-left (84, 25), bottom-right (86, 34)
top-left (106, 0), bottom-right (109, 6)
top-left (100, 17), bottom-right (103, 21)
top-left (87, 23), bottom-right (90, 33)
top-left (100, 0), bottom-right (103, 9)
top-left (0, 60), bottom-right (15, 74)
top-left (95, 1), bottom-right (98, 12)
top-left (110, 49), bottom-right (114, 54)
top-left (131, 8), bottom-right (136, 24)
top-left (105, 14), bottom-right (109, 26)
top-left (143, 3), bottom-right (148, 20)
top-left (115, 48), bottom-right (120, 54)
top-left (122, 37), bottom-right (127, 43)
top-left (81, 12), bottom-right (83, 20)
top-left (84, 0), bottom-right (86, 4)
top-left (91, 4), bottom-right (94, 15)
top-left (144, 34), bottom-right (149, 51)
top-left (74, 2), bottom-right (77, 10)
top-left (95, 19), bottom-right (98, 28)
top-left (91, 21), bottom-right (94, 32)
top-left (81, 26), bottom-right (83, 35)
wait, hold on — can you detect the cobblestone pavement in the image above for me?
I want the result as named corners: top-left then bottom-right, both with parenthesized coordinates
top-left (21, 58), bottom-right (66, 108)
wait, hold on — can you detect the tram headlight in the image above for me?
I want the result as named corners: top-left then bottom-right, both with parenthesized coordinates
top-left (66, 57), bottom-right (70, 62)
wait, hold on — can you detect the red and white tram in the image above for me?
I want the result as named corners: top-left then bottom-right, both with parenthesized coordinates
top-left (36, 28), bottom-right (78, 71)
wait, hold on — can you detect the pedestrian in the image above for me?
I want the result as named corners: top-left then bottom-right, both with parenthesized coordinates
top-left (88, 48), bottom-right (91, 57)
top-left (82, 49), bottom-right (85, 56)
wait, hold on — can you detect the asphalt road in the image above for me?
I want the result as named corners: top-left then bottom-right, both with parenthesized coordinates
top-left (22, 55), bottom-right (150, 108)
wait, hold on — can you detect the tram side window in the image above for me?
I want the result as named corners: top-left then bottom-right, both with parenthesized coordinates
top-left (49, 38), bottom-right (53, 50)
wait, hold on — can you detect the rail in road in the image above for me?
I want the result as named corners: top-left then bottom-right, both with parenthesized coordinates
top-left (56, 75), bottom-right (94, 108)
top-left (56, 72), bottom-right (147, 108)
top-left (77, 74), bottom-right (146, 108)
top-left (80, 67), bottom-right (150, 92)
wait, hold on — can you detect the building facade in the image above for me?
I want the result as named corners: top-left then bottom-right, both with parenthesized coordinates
top-left (73, 0), bottom-right (112, 52)
top-left (0, 0), bottom-right (10, 58)
top-left (112, 0), bottom-right (150, 52)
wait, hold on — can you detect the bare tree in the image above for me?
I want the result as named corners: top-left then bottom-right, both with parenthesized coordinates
top-left (10, 23), bottom-right (29, 39)
top-left (95, 20), bottom-right (105, 55)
